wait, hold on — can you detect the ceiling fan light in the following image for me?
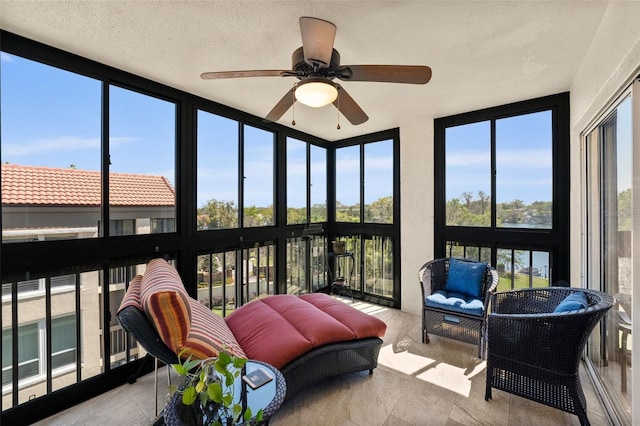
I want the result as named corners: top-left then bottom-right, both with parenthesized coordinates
top-left (295, 79), bottom-right (338, 108)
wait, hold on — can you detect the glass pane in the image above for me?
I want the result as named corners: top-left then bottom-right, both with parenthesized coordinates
top-left (364, 140), bottom-right (393, 224)
top-left (445, 121), bottom-right (491, 227)
top-left (310, 235), bottom-right (327, 292)
top-left (197, 251), bottom-right (237, 317)
top-left (1, 53), bottom-right (101, 243)
top-left (287, 138), bottom-right (307, 224)
top-left (310, 145), bottom-right (327, 222)
top-left (109, 85), bottom-right (176, 235)
top-left (80, 270), bottom-right (103, 381)
top-left (364, 236), bottom-right (393, 298)
top-left (286, 238), bottom-right (307, 295)
top-left (585, 95), bottom-right (632, 423)
top-left (50, 275), bottom-right (77, 393)
top-left (243, 126), bottom-right (274, 227)
top-left (197, 111), bottom-right (239, 230)
top-left (496, 111), bottom-right (552, 229)
top-left (17, 284), bottom-right (44, 405)
top-left (336, 146), bottom-right (360, 223)
top-left (241, 244), bottom-right (274, 303)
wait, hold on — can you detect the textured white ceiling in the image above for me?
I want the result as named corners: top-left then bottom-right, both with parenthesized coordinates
top-left (0, 1), bottom-right (610, 141)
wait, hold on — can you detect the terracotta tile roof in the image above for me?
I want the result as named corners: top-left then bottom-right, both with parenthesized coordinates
top-left (1, 164), bottom-right (175, 206)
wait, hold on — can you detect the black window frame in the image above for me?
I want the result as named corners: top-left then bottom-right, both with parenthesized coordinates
top-left (434, 93), bottom-right (571, 284)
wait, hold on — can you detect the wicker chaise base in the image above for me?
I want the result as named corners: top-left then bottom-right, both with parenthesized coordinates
top-left (280, 337), bottom-right (383, 400)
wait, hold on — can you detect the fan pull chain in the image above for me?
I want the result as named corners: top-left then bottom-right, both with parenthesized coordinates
top-left (291, 88), bottom-right (296, 126)
top-left (336, 87), bottom-right (341, 130)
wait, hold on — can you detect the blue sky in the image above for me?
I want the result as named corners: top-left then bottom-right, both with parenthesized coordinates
top-left (446, 111), bottom-right (553, 205)
top-left (1, 51), bottom-right (394, 209)
top-left (6, 51), bottom-right (622, 210)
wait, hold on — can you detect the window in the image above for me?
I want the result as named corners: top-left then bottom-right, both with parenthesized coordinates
top-left (109, 86), bottom-right (177, 236)
top-left (310, 145), bottom-right (327, 222)
top-left (197, 111), bottom-right (239, 230)
top-left (583, 89), bottom-right (635, 425)
top-left (287, 138), bottom-right (307, 224)
top-left (364, 140), bottom-right (393, 224)
top-left (496, 111), bottom-right (552, 229)
top-left (336, 145), bottom-right (361, 223)
top-left (2, 315), bottom-right (76, 388)
top-left (243, 126), bottom-right (275, 227)
top-left (1, 53), bottom-right (101, 243)
top-left (445, 121), bottom-right (491, 227)
top-left (435, 93), bottom-right (570, 284)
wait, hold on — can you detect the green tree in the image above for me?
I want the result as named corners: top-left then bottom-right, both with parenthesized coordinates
top-left (197, 199), bottom-right (238, 230)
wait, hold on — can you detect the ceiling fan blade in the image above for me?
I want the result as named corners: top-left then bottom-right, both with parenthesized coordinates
top-left (337, 65), bottom-right (432, 84)
top-left (264, 88), bottom-right (296, 123)
top-left (200, 70), bottom-right (295, 80)
top-left (333, 84), bottom-right (368, 125)
top-left (299, 16), bottom-right (336, 68)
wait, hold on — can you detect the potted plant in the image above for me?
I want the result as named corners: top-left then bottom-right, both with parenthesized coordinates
top-left (167, 350), bottom-right (264, 426)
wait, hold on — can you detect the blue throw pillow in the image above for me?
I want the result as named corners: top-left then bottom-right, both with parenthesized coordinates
top-left (553, 291), bottom-right (589, 313)
top-left (444, 258), bottom-right (486, 298)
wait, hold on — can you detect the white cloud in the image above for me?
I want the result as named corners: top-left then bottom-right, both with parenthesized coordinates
top-left (3, 136), bottom-right (140, 156)
top-left (3, 136), bottom-right (100, 156)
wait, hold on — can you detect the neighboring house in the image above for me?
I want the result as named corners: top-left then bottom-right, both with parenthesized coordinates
top-left (1, 164), bottom-right (176, 242)
top-left (1, 164), bottom-right (175, 406)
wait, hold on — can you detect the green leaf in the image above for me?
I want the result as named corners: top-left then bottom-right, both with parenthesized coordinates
top-left (195, 379), bottom-right (205, 393)
top-left (233, 403), bottom-right (243, 418)
top-left (183, 358), bottom-right (201, 372)
top-left (243, 406), bottom-right (252, 421)
top-left (232, 357), bottom-right (247, 369)
top-left (199, 390), bottom-right (208, 407)
top-left (182, 386), bottom-right (197, 406)
top-left (218, 351), bottom-right (232, 365)
top-left (222, 394), bottom-right (233, 407)
top-left (256, 409), bottom-right (264, 422)
top-left (225, 373), bottom-right (234, 387)
top-left (208, 381), bottom-right (222, 404)
top-left (171, 363), bottom-right (187, 376)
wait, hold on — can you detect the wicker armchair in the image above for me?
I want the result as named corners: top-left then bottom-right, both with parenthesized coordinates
top-left (418, 258), bottom-right (499, 358)
top-left (485, 287), bottom-right (613, 426)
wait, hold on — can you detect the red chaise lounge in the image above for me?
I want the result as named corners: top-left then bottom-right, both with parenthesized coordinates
top-left (117, 258), bottom-right (387, 401)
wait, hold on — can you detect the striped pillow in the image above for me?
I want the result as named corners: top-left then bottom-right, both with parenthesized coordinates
top-left (140, 259), bottom-right (191, 353)
top-left (180, 299), bottom-right (246, 360)
top-left (117, 275), bottom-right (144, 312)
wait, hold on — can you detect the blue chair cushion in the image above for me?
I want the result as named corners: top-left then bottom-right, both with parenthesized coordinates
top-left (444, 258), bottom-right (486, 298)
top-left (553, 291), bottom-right (589, 313)
top-left (425, 290), bottom-right (485, 317)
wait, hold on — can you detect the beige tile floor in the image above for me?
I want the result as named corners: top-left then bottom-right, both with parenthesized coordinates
top-left (37, 299), bottom-right (611, 426)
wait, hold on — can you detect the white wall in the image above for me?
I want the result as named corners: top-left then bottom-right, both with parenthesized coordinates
top-left (400, 120), bottom-right (434, 316)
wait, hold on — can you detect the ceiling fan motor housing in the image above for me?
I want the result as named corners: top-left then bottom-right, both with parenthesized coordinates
top-left (292, 47), bottom-right (341, 79)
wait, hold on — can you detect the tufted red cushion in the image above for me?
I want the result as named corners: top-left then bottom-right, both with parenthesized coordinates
top-left (299, 293), bottom-right (387, 338)
top-left (225, 294), bottom-right (386, 369)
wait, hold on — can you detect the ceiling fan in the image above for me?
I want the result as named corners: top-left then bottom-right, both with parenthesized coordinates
top-left (201, 17), bottom-right (432, 126)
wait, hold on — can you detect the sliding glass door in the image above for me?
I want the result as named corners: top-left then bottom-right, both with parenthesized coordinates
top-left (583, 82), bottom-right (637, 425)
